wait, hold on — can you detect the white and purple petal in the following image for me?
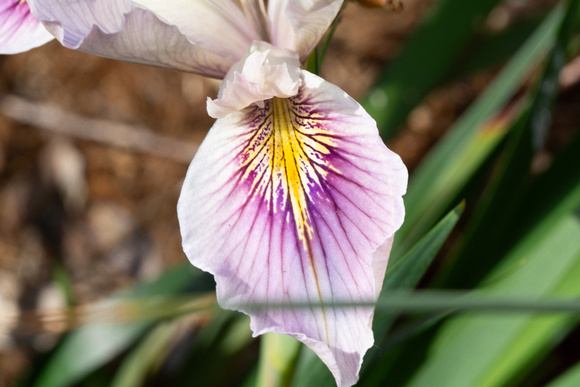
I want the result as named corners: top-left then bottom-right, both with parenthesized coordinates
top-left (0, 0), bottom-right (53, 54)
top-left (240, 0), bottom-right (269, 41)
top-left (178, 71), bottom-right (407, 386)
top-left (26, 0), bottom-right (260, 78)
top-left (268, 0), bottom-right (344, 61)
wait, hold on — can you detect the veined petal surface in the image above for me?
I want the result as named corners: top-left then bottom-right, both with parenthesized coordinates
top-left (0, 0), bottom-right (53, 54)
top-left (26, 0), bottom-right (259, 78)
top-left (268, 0), bottom-right (343, 61)
top-left (134, 0), bottom-right (260, 66)
top-left (240, 0), bottom-right (268, 40)
top-left (26, 0), bottom-right (132, 47)
top-left (178, 71), bottom-right (407, 386)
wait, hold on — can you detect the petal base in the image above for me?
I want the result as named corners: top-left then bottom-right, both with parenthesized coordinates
top-left (207, 41), bottom-right (302, 118)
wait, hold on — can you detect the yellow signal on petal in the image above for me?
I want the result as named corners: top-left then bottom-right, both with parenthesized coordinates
top-left (272, 97), bottom-right (314, 248)
top-left (238, 96), bottom-right (338, 250)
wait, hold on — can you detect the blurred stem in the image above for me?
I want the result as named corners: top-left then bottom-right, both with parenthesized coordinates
top-left (306, 1), bottom-right (348, 75)
top-left (318, 1), bottom-right (348, 71)
top-left (306, 49), bottom-right (320, 74)
top-left (53, 263), bottom-right (75, 306)
top-left (256, 333), bottom-right (302, 387)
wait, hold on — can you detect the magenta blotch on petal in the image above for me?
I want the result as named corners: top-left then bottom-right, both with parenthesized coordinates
top-left (0, 0), bottom-right (53, 54)
top-left (178, 71), bottom-right (407, 386)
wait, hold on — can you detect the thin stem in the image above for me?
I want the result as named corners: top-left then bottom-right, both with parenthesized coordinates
top-left (318, 1), bottom-right (348, 71)
top-left (256, 333), bottom-right (302, 387)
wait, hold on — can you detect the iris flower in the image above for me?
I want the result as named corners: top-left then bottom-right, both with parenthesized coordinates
top-left (1, 0), bottom-right (407, 385)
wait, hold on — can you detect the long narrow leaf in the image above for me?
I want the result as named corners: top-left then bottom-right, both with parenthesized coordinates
top-left (406, 210), bottom-right (580, 387)
top-left (444, 0), bottom-right (578, 287)
top-left (547, 361), bottom-right (580, 387)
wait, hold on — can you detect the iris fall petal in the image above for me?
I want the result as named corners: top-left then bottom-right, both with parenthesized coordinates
top-left (0, 0), bottom-right (53, 54)
top-left (178, 71), bottom-right (407, 387)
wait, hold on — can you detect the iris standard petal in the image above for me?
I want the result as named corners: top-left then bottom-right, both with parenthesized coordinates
top-left (268, 0), bottom-right (344, 61)
top-left (133, 0), bottom-right (260, 65)
top-left (178, 71), bottom-right (407, 386)
top-left (240, 0), bottom-right (269, 41)
top-left (26, 0), bottom-right (259, 78)
top-left (0, 0), bottom-right (54, 54)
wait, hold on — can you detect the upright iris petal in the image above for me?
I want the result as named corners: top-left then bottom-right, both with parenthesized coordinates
top-left (0, 0), bottom-right (53, 54)
top-left (178, 46), bottom-right (407, 386)
top-left (267, 0), bottom-right (344, 60)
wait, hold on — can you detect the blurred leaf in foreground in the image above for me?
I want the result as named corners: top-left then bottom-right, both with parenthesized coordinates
top-left (547, 361), bottom-right (580, 387)
top-left (33, 264), bottom-right (210, 387)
